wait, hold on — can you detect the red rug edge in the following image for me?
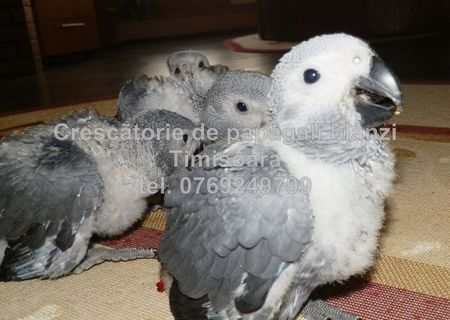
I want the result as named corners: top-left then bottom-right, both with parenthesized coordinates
top-left (223, 39), bottom-right (288, 54)
top-left (394, 124), bottom-right (450, 136)
top-left (98, 228), bottom-right (450, 320)
top-left (98, 226), bottom-right (162, 250)
top-left (321, 280), bottom-right (450, 320)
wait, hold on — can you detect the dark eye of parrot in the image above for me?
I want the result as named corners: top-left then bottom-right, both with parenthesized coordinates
top-left (236, 102), bottom-right (248, 113)
top-left (175, 67), bottom-right (181, 74)
top-left (182, 134), bottom-right (189, 143)
top-left (303, 69), bottom-right (320, 84)
top-left (198, 61), bottom-right (205, 68)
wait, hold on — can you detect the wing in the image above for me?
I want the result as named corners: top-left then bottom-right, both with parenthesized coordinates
top-left (179, 64), bottom-right (230, 97)
top-left (160, 142), bottom-right (313, 313)
top-left (117, 75), bottom-right (199, 123)
top-left (0, 134), bottom-right (103, 280)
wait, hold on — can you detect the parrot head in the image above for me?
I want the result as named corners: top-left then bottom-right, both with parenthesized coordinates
top-left (201, 70), bottom-right (272, 142)
top-left (167, 50), bottom-right (210, 77)
top-left (270, 33), bottom-right (403, 130)
top-left (128, 110), bottom-right (202, 174)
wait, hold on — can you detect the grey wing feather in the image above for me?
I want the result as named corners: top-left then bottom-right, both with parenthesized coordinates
top-left (0, 134), bottom-right (103, 280)
top-left (117, 75), bottom-right (199, 123)
top-left (160, 142), bottom-right (313, 312)
top-left (117, 75), bottom-right (151, 120)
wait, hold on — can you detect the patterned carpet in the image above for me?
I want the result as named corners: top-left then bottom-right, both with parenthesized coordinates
top-left (0, 84), bottom-right (449, 319)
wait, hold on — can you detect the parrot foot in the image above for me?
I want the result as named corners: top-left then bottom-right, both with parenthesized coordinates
top-left (301, 299), bottom-right (360, 320)
top-left (72, 247), bottom-right (158, 274)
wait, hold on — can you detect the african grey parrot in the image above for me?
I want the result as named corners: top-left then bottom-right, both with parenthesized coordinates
top-left (159, 33), bottom-right (403, 319)
top-left (0, 108), bottom-right (200, 281)
top-left (117, 75), bottom-right (201, 123)
top-left (117, 70), bottom-right (270, 142)
top-left (167, 50), bottom-right (211, 76)
top-left (166, 50), bottom-right (230, 98)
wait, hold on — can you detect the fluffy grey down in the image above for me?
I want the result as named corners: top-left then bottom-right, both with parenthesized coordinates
top-left (0, 108), bottom-right (200, 280)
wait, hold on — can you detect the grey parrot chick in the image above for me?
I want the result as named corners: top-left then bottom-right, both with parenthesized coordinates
top-left (0, 109), bottom-right (200, 280)
top-left (167, 50), bottom-right (229, 97)
top-left (159, 33), bottom-right (403, 320)
top-left (201, 70), bottom-right (271, 142)
top-left (180, 64), bottom-right (230, 98)
top-left (117, 70), bottom-right (270, 143)
top-left (167, 50), bottom-right (210, 77)
top-left (117, 75), bottom-right (201, 123)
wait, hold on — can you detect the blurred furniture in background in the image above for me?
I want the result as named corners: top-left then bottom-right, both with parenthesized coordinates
top-left (0, 0), bottom-right (257, 77)
top-left (33, 0), bottom-right (100, 56)
top-left (0, 0), bottom-right (42, 77)
top-left (95, 0), bottom-right (257, 44)
top-left (258, 0), bottom-right (450, 41)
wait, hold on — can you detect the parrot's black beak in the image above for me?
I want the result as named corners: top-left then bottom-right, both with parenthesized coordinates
top-left (354, 56), bottom-right (403, 128)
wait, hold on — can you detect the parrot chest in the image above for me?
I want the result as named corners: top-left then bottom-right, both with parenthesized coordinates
top-left (272, 142), bottom-right (387, 283)
top-left (90, 156), bottom-right (150, 237)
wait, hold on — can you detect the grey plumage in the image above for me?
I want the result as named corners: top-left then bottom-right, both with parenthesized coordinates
top-left (169, 280), bottom-right (210, 320)
top-left (159, 33), bottom-right (403, 319)
top-left (0, 134), bottom-right (103, 280)
top-left (72, 247), bottom-right (158, 273)
top-left (301, 300), bottom-right (360, 320)
top-left (200, 70), bottom-right (271, 141)
top-left (167, 50), bottom-right (229, 102)
top-left (161, 143), bottom-right (313, 316)
top-left (117, 75), bottom-right (202, 123)
top-left (0, 109), bottom-right (200, 280)
top-left (117, 69), bottom-right (270, 142)
top-left (180, 64), bottom-right (230, 99)
top-left (167, 50), bottom-right (210, 77)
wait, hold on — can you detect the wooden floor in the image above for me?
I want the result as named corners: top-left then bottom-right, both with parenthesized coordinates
top-left (0, 32), bottom-right (280, 114)
top-left (1, 31), bottom-right (449, 114)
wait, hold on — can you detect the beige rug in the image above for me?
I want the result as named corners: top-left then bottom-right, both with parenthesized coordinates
top-left (0, 85), bottom-right (449, 319)
top-left (1, 133), bottom-right (449, 320)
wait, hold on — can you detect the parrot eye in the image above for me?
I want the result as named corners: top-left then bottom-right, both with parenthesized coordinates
top-left (236, 102), bottom-right (248, 113)
top-left (182, 134), bottom-right (189, 143)
top-left (198, 61), bottom-right (205, 68)
top-left (303, 69), bottom-right (320, 84)
top-left (175, 67), bottom-right (181, 74)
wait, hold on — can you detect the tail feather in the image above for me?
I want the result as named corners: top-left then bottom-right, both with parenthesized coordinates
top-left (169, 280), bottom-right (209, 320)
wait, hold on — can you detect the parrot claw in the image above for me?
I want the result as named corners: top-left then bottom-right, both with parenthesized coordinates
top-left (72, 247), bottom-right (158, 274)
